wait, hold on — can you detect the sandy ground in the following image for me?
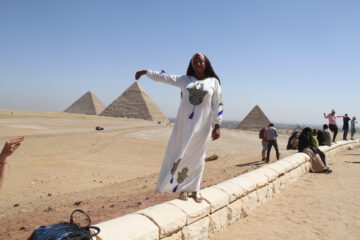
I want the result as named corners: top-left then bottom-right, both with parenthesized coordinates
top-left (0, 109), bottom-right (295, 239)
top-left (212, 147), bottom-right (360, 240)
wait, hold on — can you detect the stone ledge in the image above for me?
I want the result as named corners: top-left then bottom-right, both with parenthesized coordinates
top-left (255, 166), bottom-right (278, 182)
top-left (95, 213), bottom-right (159, 240)
top-left (242, 169), bottom-right (269, 188)
top-left (167, 198), bottom-right (210, 225)
top-left (200, 187), bottom-right (229, 213)
top-left (137, 203), bottom-right (187, 238)
top-left (95, 141), bottom-right (359, 240)
top-left (274, 159), bottom-right (294, 172)
top-left (212, 180), bottom-right (246, 203)
top-left (228, 175), bottom-right (257, 194)
top-left (182, 216), bottom-right (209, 240)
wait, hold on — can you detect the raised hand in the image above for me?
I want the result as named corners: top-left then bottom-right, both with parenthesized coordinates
top-left (0, 136), bottom-right (24, 163)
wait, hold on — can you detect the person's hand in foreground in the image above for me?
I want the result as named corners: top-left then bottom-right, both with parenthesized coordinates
top-left (135, 70), bottom-right (147, 80)
top-left (0, 136), bottom-right (24, 189)
top-left (0, 136), bottom-right (24, 163)
top-left (212, 124), bottom-right (220, 141)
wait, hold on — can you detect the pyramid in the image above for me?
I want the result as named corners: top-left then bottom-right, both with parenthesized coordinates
top-left (64, 91), bottom-right (105, 115)
top-left (237, 105), bottom-right (271, 130)
top-left (100, 82), bottom-right (168, 122)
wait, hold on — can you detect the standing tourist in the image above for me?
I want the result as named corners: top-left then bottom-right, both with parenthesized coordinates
top-left (324, 109), bottom-right (343, 143)
top-left (0, 137), bottom-right (24, 189)
top-left (351, 117), bottom-right (357, 140)
top-left (342, 114), bottom-right (351, 140)
top-left (265, 123), bottom-right (280, 163)
top-left (135, 53), bottom-right (223, 202)
top-left (260, 127), bottom-right (268, 162)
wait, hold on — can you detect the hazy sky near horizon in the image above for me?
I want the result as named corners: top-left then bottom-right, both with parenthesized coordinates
top-left (1, 0), bottom-right (359, 125)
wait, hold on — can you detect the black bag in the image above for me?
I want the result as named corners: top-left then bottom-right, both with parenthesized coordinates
top-left (29, 209), bottom-right (100, 240)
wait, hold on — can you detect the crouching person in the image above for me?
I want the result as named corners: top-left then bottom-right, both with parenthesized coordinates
top-left (298, 128), bottom-right (332, 174)
top-left (311, 128), bottom-right (327, 166)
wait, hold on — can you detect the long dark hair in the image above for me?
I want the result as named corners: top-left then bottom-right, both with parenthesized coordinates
top-left (186, 54), bottom-right (221, 84)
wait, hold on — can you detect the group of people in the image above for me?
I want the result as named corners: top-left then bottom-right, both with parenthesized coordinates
top-left (259, 109), bottom-right (358, 175)
top-left (324, 109), bottom-right (357, 142)
top-left (298, 127), bottom-right (332, 174)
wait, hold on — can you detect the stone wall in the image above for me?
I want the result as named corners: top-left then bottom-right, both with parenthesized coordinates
top-left (94, 140), bottom-right (359, 240)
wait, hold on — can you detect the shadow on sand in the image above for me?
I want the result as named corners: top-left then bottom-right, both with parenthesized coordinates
top-left (236, 161), bottom-right (265, 168)
top-left (345, 161), bottom-right (360, 164)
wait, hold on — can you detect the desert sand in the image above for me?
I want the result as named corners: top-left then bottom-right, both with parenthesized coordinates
top-left (212, 147), bottom-right (360, 240)
top-left (1, 108), bottom-right (349, 240)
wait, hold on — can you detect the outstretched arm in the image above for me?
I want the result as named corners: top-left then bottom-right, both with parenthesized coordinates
top-left (0, 137), bottom-right (24, 189)
top-left (135, 70), bottom-right (184, 88)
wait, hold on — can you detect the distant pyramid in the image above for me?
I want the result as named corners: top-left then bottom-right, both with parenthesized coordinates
top-left (100, 82), bottom-right (168, 122)
top-left (64, 91), bottom-right (105, 115)
top-left (237, 105), bottom-right (271, 130)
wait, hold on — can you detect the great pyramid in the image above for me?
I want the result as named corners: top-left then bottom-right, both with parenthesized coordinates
top-left (64, 91), bottom-right (105, 115)
top-left (237, 105), bottom-right (271, 130)
top-left (100, 82), bottom-right (168, 122)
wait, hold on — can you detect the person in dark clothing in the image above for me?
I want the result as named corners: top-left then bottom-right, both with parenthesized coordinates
top-left (298, 127), bottom-right (313, 152)
top-left (342, 114), bottom-right (351, 140)
top-left (298, 127), bottom-right (332, 173)
top-left (316, 129), bottom-right (326, 146)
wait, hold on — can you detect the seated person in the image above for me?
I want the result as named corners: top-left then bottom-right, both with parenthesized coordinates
top-left (298, 128), bottom-right (331, 174)
top-left (316, 128), bottom-right (326, 146)
top-left (323, 124), bottom-right (332, 147)
top-left (311, 128), bottom-right (327, 166)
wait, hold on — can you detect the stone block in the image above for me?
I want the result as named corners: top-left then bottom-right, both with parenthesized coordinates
top-left (167, 198), bottom-right (210, 225)
top-left (266, 182), bottom-right (274, 200)
top-left (304, 161), bottom-right (311, 172)
top-left (228, 175), bottom-right (257, 194)
top-left (248, 191), bottom-right (258, 212)
top-left (227, 198), bottom-right (242, 225)
top-left (278, 175), bottom-right (288, 190)
top-left (212, 180), bottom-right (246, 203)
top-left (209, 207), bottom-right (228, 235)
top-left (161, 231), bottom-right (182, 240)
top-left (137, 203), bottom-right (187, 238)
top-left (272, 178), bottom-right (281, 195)
top-left (240, 195), bottom-right (250, 217)
top-left (95, 214), bottom-right (159, 240)
top-left (256, 166), bottom-right (278, 182)
top-left (182, 216), bottom-right (209, 240)
top-left (200, 187), bottom-right (229, 213)
top-left (256, 185), bottom-right (269, 205)
top-left (297, 163), bottom-right (307, 176)
top-left (267, 162), bottom-right (287, 176)
top-left (282, 155), bottom-right (305, 169)
top-left (275, 159), bottom-right (294, 172)
top-left (242, 169), bottom-right (269, 187)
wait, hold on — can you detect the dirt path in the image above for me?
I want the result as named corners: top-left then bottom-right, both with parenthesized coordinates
top-left (212, 147), bottom-right (360, 240)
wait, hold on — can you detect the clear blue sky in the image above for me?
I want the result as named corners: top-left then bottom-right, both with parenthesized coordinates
top-left (1, 0), bottom-right (359, 125)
